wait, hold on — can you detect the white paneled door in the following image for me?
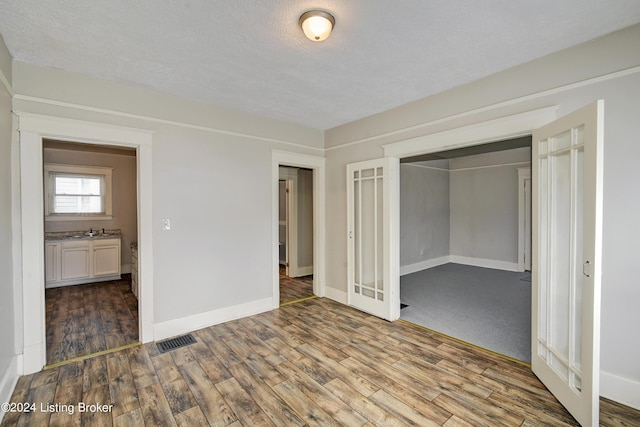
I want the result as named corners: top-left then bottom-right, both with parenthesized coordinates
top-left (532, 100), bottom-right (604, 427)
top-left (347, 157), bottom-right (399, 321)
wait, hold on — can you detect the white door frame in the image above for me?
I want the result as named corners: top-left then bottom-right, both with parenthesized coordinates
top-left (16, 113), bottom-right (154, 374)
top-left (278, 170), bottom-right (299, 277)
top-left (518, 167), bottom-right (532, 272)
top-left (271, 150), bottom-right (325, 308)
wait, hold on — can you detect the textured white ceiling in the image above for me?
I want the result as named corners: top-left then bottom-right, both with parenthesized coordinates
top-left (1, 1), bottom-right (639, 130)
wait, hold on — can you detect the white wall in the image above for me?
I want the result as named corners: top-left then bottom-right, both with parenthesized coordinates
top-left (10, 62), bottom-right (323, 335)
top-left (0, 34), bottom-right (17, 419)
top-left (325, 24), bottom-right (640, 408)
top-left (400, 161), bottom-right (450, 272)
top-left (43, 146), bottom-right (138, 272)
top-left (400, 148), bottom-right (530, 273)
top-left (449, 147), bottom-right (530, 267)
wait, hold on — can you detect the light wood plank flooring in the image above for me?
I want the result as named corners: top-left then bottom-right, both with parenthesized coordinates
top-left (4, 298), bottom-right (639, 426)
top-left (45, 276), bottom-right (138, 365)
top-left (279, 266), bottom-right (313, 304)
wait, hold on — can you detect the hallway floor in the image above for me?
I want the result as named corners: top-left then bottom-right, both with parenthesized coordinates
top-left (279, 266), bottom-right (313, 304)
top-left (45, 276), bottom-right (138, 365)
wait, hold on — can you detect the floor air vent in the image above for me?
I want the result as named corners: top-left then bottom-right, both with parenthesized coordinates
top-left (157, 333), bottom-right (197, 353)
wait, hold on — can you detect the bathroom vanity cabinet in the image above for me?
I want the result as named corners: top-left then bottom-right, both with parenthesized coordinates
top-left (45, 234), bottom-right (121, 288)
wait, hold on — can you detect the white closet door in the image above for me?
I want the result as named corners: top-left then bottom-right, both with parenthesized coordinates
top-left (532, 100), bottom-right (603, 427)
top-left (347, 157), bottom-right (399, 321)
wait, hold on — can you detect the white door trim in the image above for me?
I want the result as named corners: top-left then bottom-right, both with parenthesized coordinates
top-left (382, 106), bottom-right (558, 158)
top-left (272, 150), bottom-right (326, 307)
top-left (16, 113), bottom-right (154, 374)
top-left (518, 167), bottom-right (532, 272)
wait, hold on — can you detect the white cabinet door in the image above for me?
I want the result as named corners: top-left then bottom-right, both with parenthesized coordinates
top-left (93, 239), bottom-right (121, 277)
top-left (44, 242), bottom-right (60, 283)
top-left (61, 241), bottom-right (91, 280)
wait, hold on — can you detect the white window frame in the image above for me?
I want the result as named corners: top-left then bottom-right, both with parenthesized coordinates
top-left (44, 163), bottom-right (113, 221)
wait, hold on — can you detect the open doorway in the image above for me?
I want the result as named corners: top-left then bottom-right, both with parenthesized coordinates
top-left (399, 137), bottom-right (533, 362)
top-left (42, 139), bottom-right (139, 365)
top-left (278, 166), bottom-right (314, 304)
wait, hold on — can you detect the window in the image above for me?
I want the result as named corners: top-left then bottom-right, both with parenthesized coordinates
top-left (44, 164), bottom-right (113, 221)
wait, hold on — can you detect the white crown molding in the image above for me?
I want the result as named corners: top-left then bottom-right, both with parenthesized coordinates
top-left (0, 67), bottom-right (12, 97)
top-left (450, 161), bottom-right (531, 172)
top-left (327, 65), bottom-right (640, 151)
top-left (13, 94), bottom-right (324, 153)
top-left (402, 163), bottom-right (450, 172)
top-left (383, 106), bottom-right (558, 159)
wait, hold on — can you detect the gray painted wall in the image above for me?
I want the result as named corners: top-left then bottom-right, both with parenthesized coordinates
top-left (3, 23), bottom-right (640, 409)
top-left (325, 25), bottom-right (640, 405)
top-left (400, 162), bottom-right (450, 267)
top-left (11, 62), bottom-right (322, 325)
top-left (449, 147), bottom-right (530, 263)
top-left (0, 34), bottom-right (15, 399)
top-left (279, 166), bottom-right (314, 273)
top-left (297, 168), bottom-right (313, 269)
top-left (43, 146), bottom-right (138, 270)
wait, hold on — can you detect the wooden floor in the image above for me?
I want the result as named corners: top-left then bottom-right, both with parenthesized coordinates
top-left (279, 266), bottom-right (313, 304)
top-left (3, 298), bottom-right (639, 426)
top-left (45, 276), bottom-right (138, 365)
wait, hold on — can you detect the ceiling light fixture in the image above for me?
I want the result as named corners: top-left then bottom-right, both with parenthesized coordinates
top-left (299, 10), bottom-right (335, 42)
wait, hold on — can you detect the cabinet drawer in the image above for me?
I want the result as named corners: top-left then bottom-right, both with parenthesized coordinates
top-left (93, 238), bottom-right (121, 247)
top-left (61, 240), bottom-right (90, 249)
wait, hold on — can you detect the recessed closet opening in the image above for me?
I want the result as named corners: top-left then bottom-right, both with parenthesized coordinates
top-left (399, 136), bottom-right (533, 362)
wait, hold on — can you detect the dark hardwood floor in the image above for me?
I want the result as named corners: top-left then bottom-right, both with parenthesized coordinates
top-left (45, 276), bottom-right (139, 365)
top-left (4, 297), bottom-right (638, 426)
top-left (279, 266), bottom-right (313, 304)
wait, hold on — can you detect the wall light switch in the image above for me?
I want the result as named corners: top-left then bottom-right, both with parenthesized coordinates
top-left (161, 218), bottom-right (171, 230)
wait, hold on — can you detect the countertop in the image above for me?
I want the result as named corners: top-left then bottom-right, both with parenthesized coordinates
top-left (45, 229), bottom-right (123, 241)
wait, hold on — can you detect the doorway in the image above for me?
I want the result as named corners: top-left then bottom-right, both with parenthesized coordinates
top-left (42, 139), bottom-right (139, 365)
top-left (398, 138), bottom-right (532, 362)
top-left (17, 114), bottom-right (153, 375)
top-left (278, 166), bottom-right (314, 304)
top-left (271, 150), bottom-right (326, 309)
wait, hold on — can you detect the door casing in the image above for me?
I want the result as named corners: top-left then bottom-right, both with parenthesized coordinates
top-left (16, 113), bottom-right (154, 374)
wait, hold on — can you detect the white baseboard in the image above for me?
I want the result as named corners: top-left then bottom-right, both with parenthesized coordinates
top-left (324, 286), bottom-right (348, 305)
top-left (296, 265), bottom-right (314, 277)
top-left (601, 370), bottom-right (640, 410)
top-left (153, 297), bottom-right (273, 341)
top-left (449, 255), bottom-right (519, 272)
top-left (0, 356), bottom-right (19, 422)
top-left (121, 263), bottom-right (132, 274)
top-left (400, 256), bottom-right (450, 276)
